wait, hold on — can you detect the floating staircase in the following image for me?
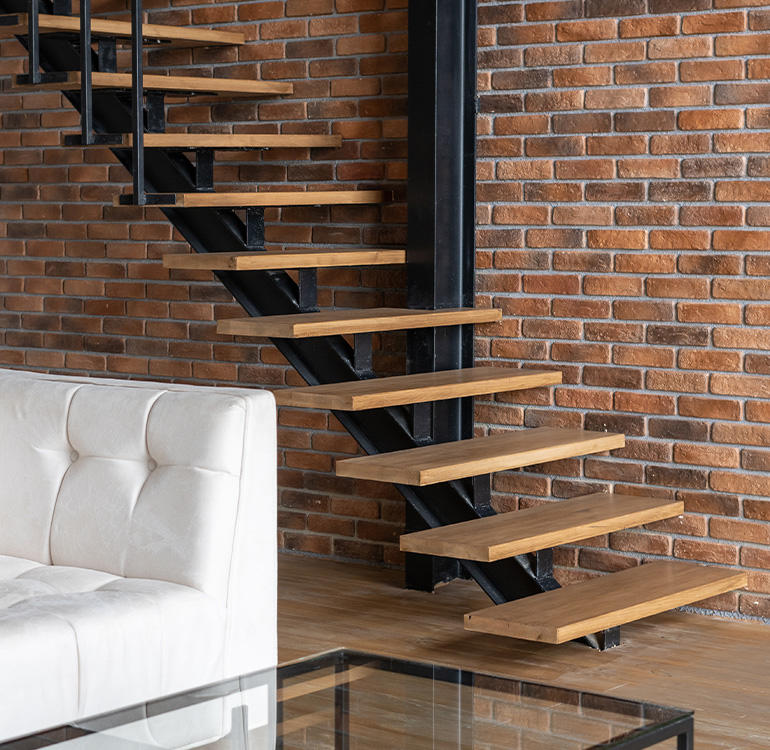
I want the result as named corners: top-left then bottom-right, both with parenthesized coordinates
top-left (3, 0), bottom-right (747, 650)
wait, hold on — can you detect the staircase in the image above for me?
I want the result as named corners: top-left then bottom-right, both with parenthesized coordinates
top-left (2, 0), bottom-right (747, 649)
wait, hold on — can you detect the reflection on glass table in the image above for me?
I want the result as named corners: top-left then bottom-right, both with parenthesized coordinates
top-left (0, 649), bottom-right (694, 750)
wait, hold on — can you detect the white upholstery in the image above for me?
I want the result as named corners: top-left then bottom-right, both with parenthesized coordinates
top-left (0, 368), bottom-right (277, 743)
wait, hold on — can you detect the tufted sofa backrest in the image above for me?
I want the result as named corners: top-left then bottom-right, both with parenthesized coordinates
top-left (0, 368), bottom-right (277, 616)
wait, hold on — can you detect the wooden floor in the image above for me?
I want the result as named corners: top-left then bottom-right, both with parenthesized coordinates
top-left (279, 553), bottom-right (770, 750)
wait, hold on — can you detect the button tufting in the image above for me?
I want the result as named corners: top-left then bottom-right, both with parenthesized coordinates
top-left (70, 450), bottom-right (79, 462)
top-left (148, 459), bottom-right (158, 471)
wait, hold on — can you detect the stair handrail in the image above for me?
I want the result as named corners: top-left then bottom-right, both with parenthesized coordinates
top-left (79, 0), bottom-right (92, 144)
top-left (130, 0), bottom-right (145, 203)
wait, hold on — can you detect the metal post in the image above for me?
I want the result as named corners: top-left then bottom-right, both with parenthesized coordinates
top-left (472, 473), bottom-right (492, 515)
top-left (534, 548), bottom-right (554, 582)
top-left (131, 0), bottom-right (145, 204)
top-left (146, 92), bottom-right (166, 132)
top-left (405, 0), bottom-right (477, 591)
top-left (353, 333), bottom-right (373, 376)
top-left (677, 718), bottom-right (695, 750)
top-left (245, 207), bottom-right (265, 250)
top-left (411, 402), bottom-right (433, 444)
top-left (27, 0), bottom-right (40, 85)
top-left (598, 626), bottom-right (622, 650)
top-left (97, 38), bottom-right (117, 73)
top-left (195, 149), bottom-right (214, 192)
top-left (79, 0), bottom-right (92, 144)
top-left (297, 268), bottom-right (318, 312)
top-left (333, 653), bottom-right (350, 750)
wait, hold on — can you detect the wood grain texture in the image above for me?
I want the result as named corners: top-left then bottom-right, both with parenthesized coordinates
top-left (399, 494), bottom-right (684, 562)
top-left (163, 248), bottom-right (405, 271)
top-left (275, 367), bottom-right (562, 411)
top-left (217, 307), bottom-right (502, 339)
top-left (0, 13), bottom-right (245, 45)
top-left (67, 132), bottom-right (342, 149)
top-left (465, 562), bottom-right (747, 644)
top-left (114, 189), bottom-right (388, 208)
top-left (278, 554), bottom-right (770, 749)
top-left (335, 427), bottom-right (625, 486)
top-left (14, 71), bottom-right (291, 96)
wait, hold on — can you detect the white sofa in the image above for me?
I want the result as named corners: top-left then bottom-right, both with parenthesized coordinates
top-left (0, 367), bottom-right (277, 743)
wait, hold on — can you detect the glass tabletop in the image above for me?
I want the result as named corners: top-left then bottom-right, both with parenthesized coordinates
top-left (1, 649), bottom-right (693, 750)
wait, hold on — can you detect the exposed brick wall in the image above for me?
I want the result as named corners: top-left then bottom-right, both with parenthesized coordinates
top-left (1, 0), bottom-right (770, 622)
top-left (475, 0), bottom-right (770, 621)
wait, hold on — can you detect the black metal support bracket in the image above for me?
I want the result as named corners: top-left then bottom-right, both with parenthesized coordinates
top-left (411, 402), bottom-right (432, 444)
top-left (353, 333), bottom-right (373, 377)
top-left (194, 148), bottom-right (214, 192)
top-left (145, 92), bottom-right (165, 133)
top-left (96, 37), bottom-right (116, 73)
top-left (472, 473), bottom-right (492, 516)
top-left (597, 627), bottom-right (622, 651)
top-left (297, 268), bottom-right (318, 312)
top-left (118, 192), bottom-right (176, 205)
top-left (52, 0), bottom-right (70, 13)
top-left (245, 207), bottom-right (265, 251)
top-left (533, 548), bottom-right (554, 582)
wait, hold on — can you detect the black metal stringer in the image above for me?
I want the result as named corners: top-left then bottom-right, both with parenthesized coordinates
top-left (4, 0), bottom-right (612, 649)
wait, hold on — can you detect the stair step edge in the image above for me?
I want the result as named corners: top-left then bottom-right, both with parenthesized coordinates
top-left (399, 494), bottom-right (684, 562)
top-left (275, 367), bottom-right (562, 411)
top-left (335, 427), bottom-right (625, 486)
top-left (464, 561), bottom-right (748, 644)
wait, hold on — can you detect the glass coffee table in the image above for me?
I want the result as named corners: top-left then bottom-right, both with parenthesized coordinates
top-left (0, 649), bottom-right (693, 749)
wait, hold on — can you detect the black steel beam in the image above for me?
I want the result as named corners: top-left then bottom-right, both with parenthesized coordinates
top-left (403, 0), bottom-right (479, 590)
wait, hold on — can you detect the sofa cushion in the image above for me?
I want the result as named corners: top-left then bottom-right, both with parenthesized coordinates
top-left (0, 367), bottom-right (278, 733)
top-left (0, 369), bottom-right (275, 612)
top-left (0, 555), bottom-right (226, 741)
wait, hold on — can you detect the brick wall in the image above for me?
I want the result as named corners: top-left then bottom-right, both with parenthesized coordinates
top-left (1, 0), bottom-right (770, 622)
top-left (475, 0), bottom-right (770, 621)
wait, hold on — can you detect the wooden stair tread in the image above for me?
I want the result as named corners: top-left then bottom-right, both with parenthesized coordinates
top-left (400, 493), bottom-right (684, 562)
top-left (218, 307), bottom-right (501, 339)
top-left (13, 71), bottom-right (291, 96)
top-left (65, 132), bottom-right (342, 149)
top-left (335, 427), bottom-right (625, 486)
top-left (163, 248), bottom-right (405, 271)
top-left (0, 13), bottom-right (245, 46)
top-left (275, 367), bottom-right (562, 411)
top-left (114, 189), bottom-right (389, 208)
top-left (464, 561), bottom-right (748, 644)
